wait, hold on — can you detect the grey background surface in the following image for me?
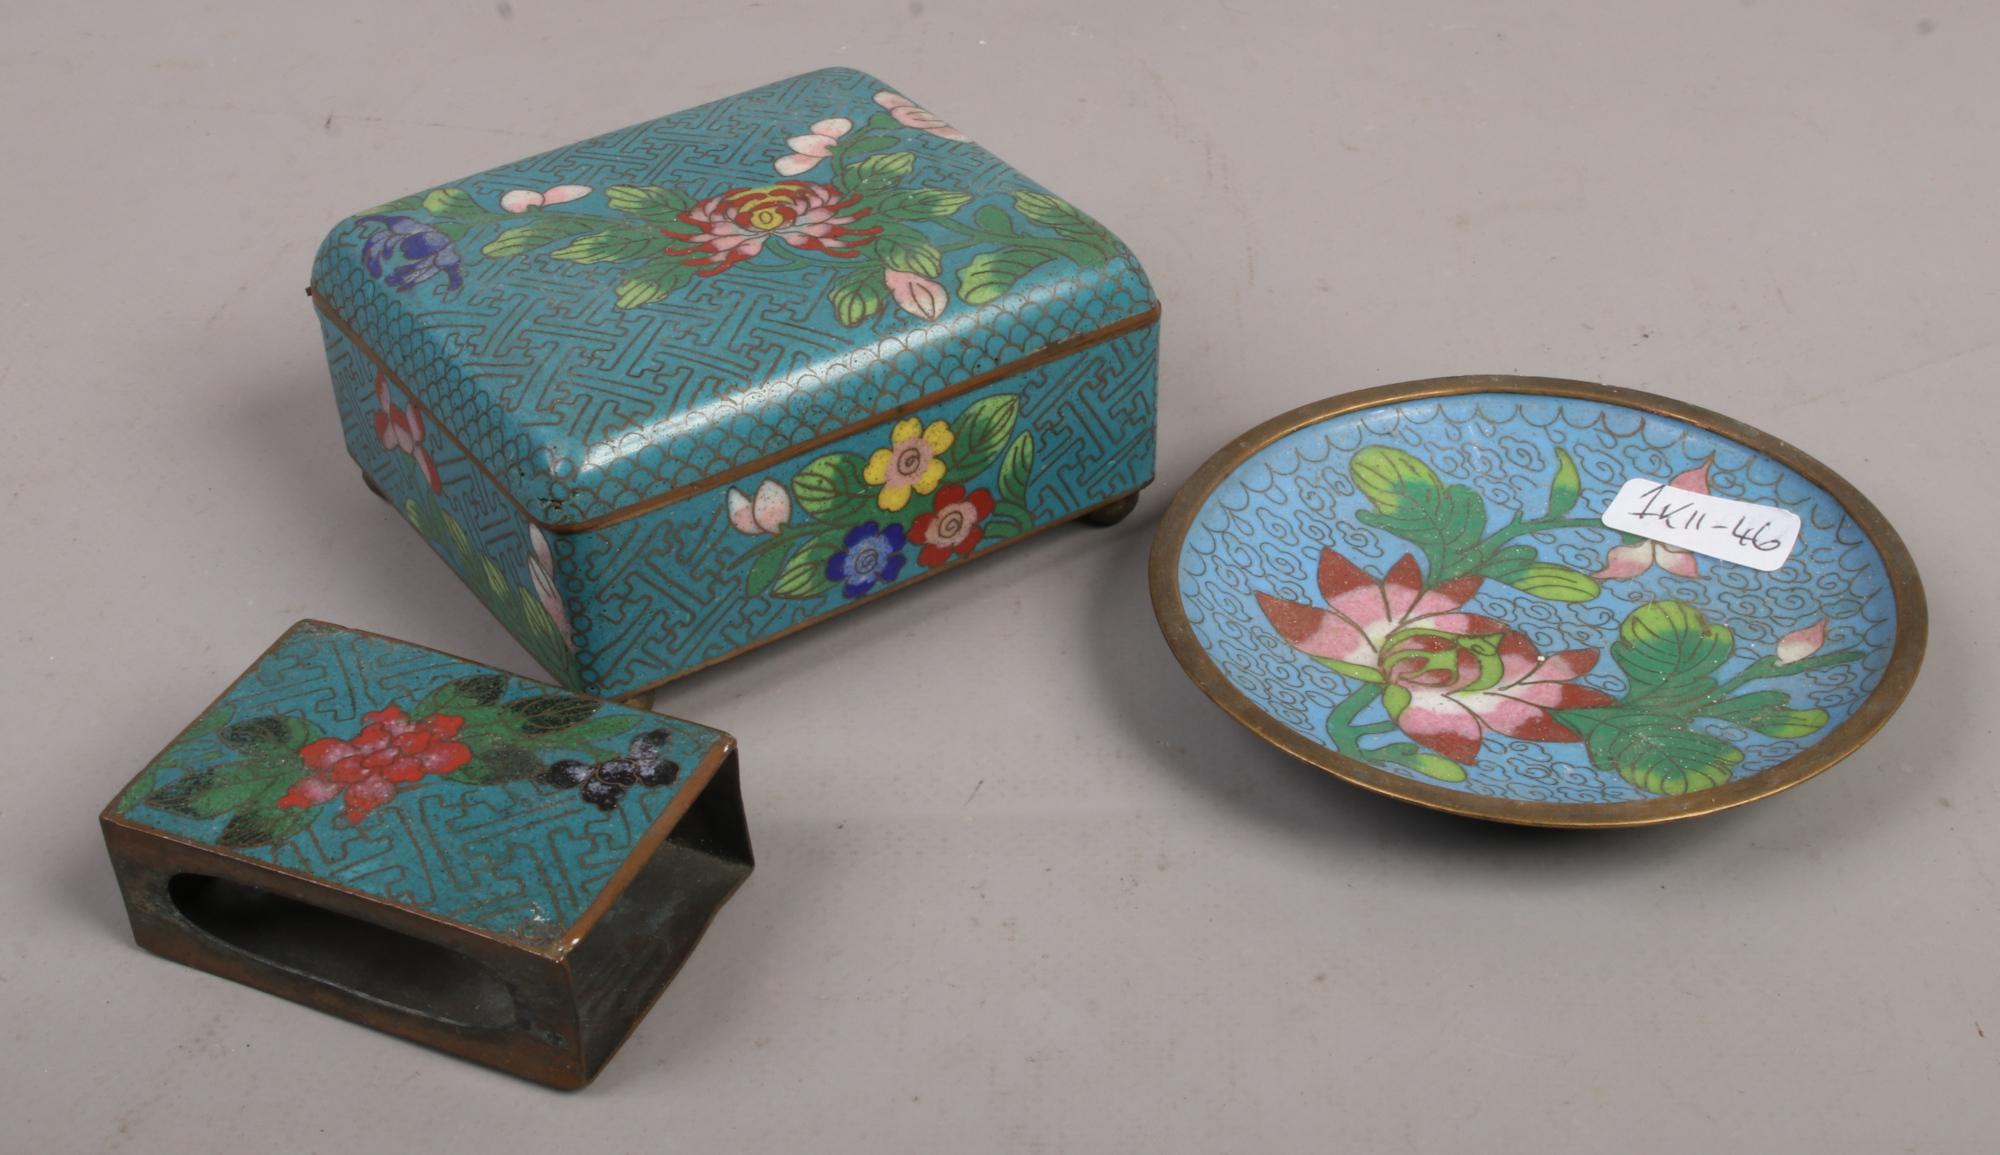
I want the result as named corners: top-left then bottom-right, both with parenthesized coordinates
top-left (6, 1), bottom-right (1994, 1150)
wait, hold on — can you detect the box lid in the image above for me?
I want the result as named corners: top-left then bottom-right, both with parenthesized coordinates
top-left (103, 621), bottom-right (734, 956)
top-left (310, 67), bottom-right (1157, 530)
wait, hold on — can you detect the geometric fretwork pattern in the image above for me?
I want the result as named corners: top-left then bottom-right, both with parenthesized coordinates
top-left (309, 67), bottom-right (1158, 527)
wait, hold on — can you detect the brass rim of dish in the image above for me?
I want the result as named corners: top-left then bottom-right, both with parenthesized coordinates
top-left (1147, 375), bottom-right (1928, 829)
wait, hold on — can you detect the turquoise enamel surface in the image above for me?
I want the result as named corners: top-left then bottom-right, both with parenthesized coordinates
top-left (109, 623), bottom-right (727, 945)
top-left (1176, 394), bottom-right (1898, 806)
top-left (312, 68), bottom-right (1158, 698)
top-left (309, 67), bottom-right (1156, 527)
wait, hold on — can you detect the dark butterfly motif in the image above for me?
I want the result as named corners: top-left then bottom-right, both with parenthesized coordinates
top-left (536, 730), bottom-right (680, 812)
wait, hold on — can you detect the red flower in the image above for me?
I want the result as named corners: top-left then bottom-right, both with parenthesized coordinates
top-left (664, 181), bottom-right (881, 275)
top-left (910, 484), bottom-right (994, 567)
top-left (372, 370), bottom-right (442, 494)
top-left (279, 706), bottom-right (471, 823)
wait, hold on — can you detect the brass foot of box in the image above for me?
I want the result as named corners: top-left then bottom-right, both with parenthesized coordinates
top-left (1079, 491), bottom-right (1140, 527)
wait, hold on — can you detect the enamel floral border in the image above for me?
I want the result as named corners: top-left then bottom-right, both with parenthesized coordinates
top-left (349, 90), bottom-right (1119, 324)
top-left (720, 392), bottom-right (1036, 601)
top-left (112, 676), bottom-right (681, 849)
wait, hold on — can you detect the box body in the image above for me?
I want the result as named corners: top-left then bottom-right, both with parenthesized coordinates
top-left (101, 621), bottom-right (752, 1088)
top-left (310, 67), bottom-right (1159, 698)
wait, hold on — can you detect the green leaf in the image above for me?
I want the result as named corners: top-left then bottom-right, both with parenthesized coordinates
top-left (771, 543), bottom-right (840, 599)
top-left (144, 771), bottom-right (215, 817)
top-left (972, 205), bottom-right (1018, 235)
top-left (878, 233), bottom-right (944, 278)
top-left (218, 714), bottom-right (323, 754)
top-left (1372, 744), bottom-right (1467, 783)
top-left (217, 806), bottom-right (316, 850)
top-left (1611, 601), bottom-right (1736, 706)
top-left (1013, 191), bottom-right (1099, 233)
top-left (604, 184), bottom-right (694, 225)
top-left (129, 702), bottom-right (240, 812)
top-left (147, 751), bottom-right (309, 819)
top-left (1546, 448), bottom-right (1582, 519)
top-left (613, 257), bottom-right (697, 309)
top-left (556, 715), bottom-right (644, 747)
top-left (792, 452), bottom-right (875, 522)
top-left (481, 215), bottom-right (597, 257)
top-left (1564, 708), bottom-right (1744, 796)
top-left (1350, 445), bottom-right (1443, 517)
top-left (876, 188), bottom-right (973, 220)
top-left (996, 432), bottom-right (1034, 506)
top-left (942, 395), bottom-right (1021, 482)
top-left (1478, 543), bottom-right (1538, 571)
top-left (549, 228), bottom-right (661, 264)
top-left (1483, 561), bottom-right (1600, 602)
top-left (1348, 446), bottom-right (1488, 580)
top-left (432, 219), bottom-right (469, 242)
top-left (115, 769), bottom-right (159, 814)
top-left (182, 776), bottom-right (274, 818)
top-left (983, 496), bottom-right (1034, 540)
top-left (503, 695), bottom-right (601, 735)
top-left (181, 705), bottom-right (236, 745)
top-left (846, 151), bottom-right (916, 193)
top-left (828, 262), bottom-right (890, 326)
top-left (1698, 691), bottom-right (1832, 739)
top-left (842, 134), bottom-right (900, 156)
top-left (422, 187), bottom-right (483, 218)
top-left (745, 541), bottom-right (791, 597)
top-left (450, 744), bottom-right (548, 786)
top-left (415, 674), bottom-right (508, 719)
top-left (958, 247), bottom-right (1056, 305)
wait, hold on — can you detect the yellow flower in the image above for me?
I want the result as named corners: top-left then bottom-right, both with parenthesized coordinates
top-left (864, 416), bottom-right (955, 511)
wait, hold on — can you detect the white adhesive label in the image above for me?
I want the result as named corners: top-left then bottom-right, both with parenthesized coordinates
top-left (1600, 478), bottom-right (1801, 572)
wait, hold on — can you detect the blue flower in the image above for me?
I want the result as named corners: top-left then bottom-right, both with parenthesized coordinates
top-left (359, 215), bottom-right (464, 291)
top-left (825, 522), bottom-right (907, 598)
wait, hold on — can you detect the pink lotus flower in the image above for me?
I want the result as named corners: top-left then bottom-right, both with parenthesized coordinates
top-left (774, 117), bottom-right (852, 176)
top-left (1592, 461), bottom-right (1712, 581)
top-left (499, 184), bottom-right (592, 213)
top-left (884, 267), bottom-right (949, 320)
top-left (1774, 618), bottom-right (1828, 666)
top-left (664, 181), bottom-right (882, 275)
top-left (726, 478), bottom-right (792, 535)
top-left (1255, 549), bottom-right (1506, 682)
top-left (372, 370), bottom-right (441, 494)
top-left (1382, 630), bottom-right (1616, 764)
top-left (874, 91), bottom-right (969, 141)
top-left (527, 526), bottom-right (574, 647)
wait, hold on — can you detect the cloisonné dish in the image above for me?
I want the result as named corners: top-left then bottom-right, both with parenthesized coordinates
top-left (1150, 376), bottom-right (1925, 827)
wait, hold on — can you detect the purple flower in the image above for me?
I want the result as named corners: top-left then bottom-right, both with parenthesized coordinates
top-left (359, 215), bottom-right (464, 291)
top-left (826, 522), bottom-right (906, 598)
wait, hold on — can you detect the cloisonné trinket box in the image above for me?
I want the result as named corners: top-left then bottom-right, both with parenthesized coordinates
top-left (1151, 376), bottom-right (1925, 827)
top-left (310, 68), bottom-right (1158, 702)
top-left (100, 621), bottom-right (751, 1088)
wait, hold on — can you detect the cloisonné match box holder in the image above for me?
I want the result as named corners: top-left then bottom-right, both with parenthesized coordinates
top-left (99, 621), bottom-right (752, 1089)
top-left (309, 67), bottom-right (1158, 704)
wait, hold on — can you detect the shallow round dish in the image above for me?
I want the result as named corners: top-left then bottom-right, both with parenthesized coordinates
top-left (1150, 376), bottom-right (1926, 827)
